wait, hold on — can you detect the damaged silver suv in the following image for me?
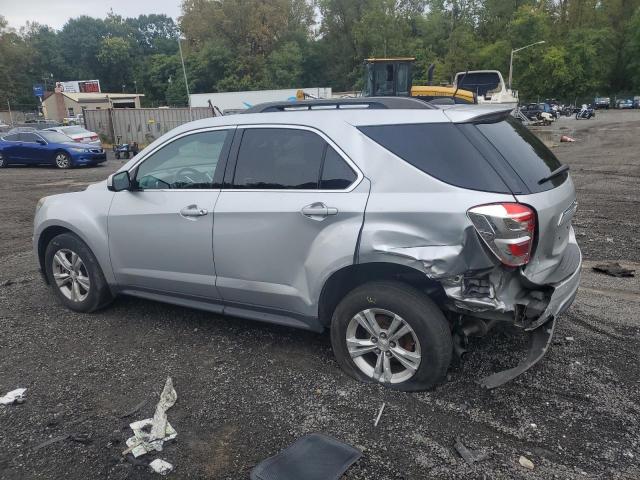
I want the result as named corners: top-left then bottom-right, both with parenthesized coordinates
top-left (34, 98), bottom-right (581, 391)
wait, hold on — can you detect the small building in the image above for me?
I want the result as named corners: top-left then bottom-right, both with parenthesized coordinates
top-left (43, 89), bottom-right (144, 122)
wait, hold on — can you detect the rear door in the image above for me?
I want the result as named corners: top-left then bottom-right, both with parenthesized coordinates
top-left (213, 125), bottom-right (369, 318)
top-left (472, 118), bottom-right (578, 284)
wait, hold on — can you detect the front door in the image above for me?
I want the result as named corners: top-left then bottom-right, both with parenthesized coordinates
top-left (18, 132), bottom-right (51, 164)
top-left (108, 127), bottom-right (234, 300)
top-left (213, 126), bottom-right (369, 318)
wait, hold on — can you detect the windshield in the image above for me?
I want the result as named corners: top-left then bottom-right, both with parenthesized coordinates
top-left (62, 126), bottom-right (87, 135)
top-left (40, 131), bottom-right (74, 143)
top-left (457, 72), bottom-right (501, 96)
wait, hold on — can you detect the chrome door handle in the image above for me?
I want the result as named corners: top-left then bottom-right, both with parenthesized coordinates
top-left (180, 205), bottom-right (208, 217)
top-left (301, 202), bottom-right (338, 220)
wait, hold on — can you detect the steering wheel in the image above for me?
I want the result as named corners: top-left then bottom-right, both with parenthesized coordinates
top-left (174, 167), bottom-right (210, 187)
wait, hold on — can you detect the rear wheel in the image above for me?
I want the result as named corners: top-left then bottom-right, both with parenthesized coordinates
top-left (0, 152), bottom-right (7, 168)
top-left (330, 281), bottom-right (452, 391)
top-left (44, 233), bottom-right (113, 312)
top-left (55, 151), bottom-right (72, 169)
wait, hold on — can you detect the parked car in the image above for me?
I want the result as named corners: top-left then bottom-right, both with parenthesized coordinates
top-left (615, 98), bottom-right (634, 109)
top-left (520, 102), bottom-right (557, 121)
top-left (634, 96), bottom-right (640, 108)
top-left (14, 120), bottom-right (61, 130)
top-left (44, 126), bottom-right (101, 147)
top-left (0, 130), bottom-right (106, 169)
top-left (33, 98), bottom-right (581, 391)
top-left (594, 97), bottom-right (610, 109)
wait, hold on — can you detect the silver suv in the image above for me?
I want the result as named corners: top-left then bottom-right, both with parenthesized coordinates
top-left (34, 99), bottom-right (581, 391)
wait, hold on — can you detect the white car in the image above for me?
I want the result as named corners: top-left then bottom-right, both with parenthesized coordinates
top-left (44, 126), bottom-right (101, 147)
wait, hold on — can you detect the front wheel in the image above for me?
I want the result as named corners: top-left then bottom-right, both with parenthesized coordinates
top-left (44, 233), bottom-right (113, 312)
top-left (55, 151), bottom-right (72, 169)
top-left (0, 152), bottom-right (7, 168)
top-left (330, 281), bottom-right (452, 391)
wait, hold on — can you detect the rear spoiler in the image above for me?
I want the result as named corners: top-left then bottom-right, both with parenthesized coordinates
top-left (444, 107), bottom-right (514, 124)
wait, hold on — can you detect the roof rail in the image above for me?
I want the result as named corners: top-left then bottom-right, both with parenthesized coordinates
top-left (242, 96), bottom-right (434, 113)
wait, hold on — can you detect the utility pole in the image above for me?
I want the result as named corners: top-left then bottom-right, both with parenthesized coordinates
top-left (7, 100), bottom-right (13, 126)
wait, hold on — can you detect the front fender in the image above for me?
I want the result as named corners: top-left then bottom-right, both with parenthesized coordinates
top-left (34, 188), bottom-right (116, 284)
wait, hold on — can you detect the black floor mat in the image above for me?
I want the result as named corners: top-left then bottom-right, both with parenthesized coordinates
top-left (250, 433), bottom-right (362, 480)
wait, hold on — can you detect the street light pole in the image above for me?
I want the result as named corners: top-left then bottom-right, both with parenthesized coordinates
top-left (178, 37), bottom-right (192, 118)
top-left (508, 40), bottom-right (546, 89)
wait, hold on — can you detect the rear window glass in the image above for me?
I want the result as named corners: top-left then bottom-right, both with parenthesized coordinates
top-left (358, 123), bottom-right (510, 193)
top-left (475, 118), bottom-right (565, 193)
top-left (320, 146), bottom-right (357, 189)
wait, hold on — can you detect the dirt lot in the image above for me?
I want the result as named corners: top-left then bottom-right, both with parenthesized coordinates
top-left (1, 111), bottom-right (639, 480)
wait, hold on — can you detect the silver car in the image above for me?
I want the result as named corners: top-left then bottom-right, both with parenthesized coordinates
top-left (33, 98), bottom-right (581, 391)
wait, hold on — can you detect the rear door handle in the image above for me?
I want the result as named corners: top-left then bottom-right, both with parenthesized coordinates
top-left (301, 202), bottom-right (338, 220)
top-left (180, 204), bottom-right (208, 217)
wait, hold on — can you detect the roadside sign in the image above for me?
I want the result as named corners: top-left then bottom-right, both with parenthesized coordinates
top-left (33, 84), bottom-right (44, 97)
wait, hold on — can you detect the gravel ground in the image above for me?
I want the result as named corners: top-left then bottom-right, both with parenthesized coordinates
top-left (0, 110), bottom-right (639, 480)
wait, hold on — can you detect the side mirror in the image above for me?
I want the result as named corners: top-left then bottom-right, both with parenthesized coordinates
top-left (37, 140), bottom-right (46, 145)
top-left (108, 171), bottom-right (132, 192)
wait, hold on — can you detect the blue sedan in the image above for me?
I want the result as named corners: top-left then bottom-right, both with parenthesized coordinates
top-left (0, 130), bottom-right (107, 169)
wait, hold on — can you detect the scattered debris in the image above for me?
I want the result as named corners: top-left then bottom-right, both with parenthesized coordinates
top-left (454, 437), bottom-right (489, 464)
top-left (374, 402), bottom-right (386, 427)
top-left (125, 454), bottom-right (149, 468)
top-left (250, 433), bottom-right (361, 480)
top-left (0, 279), bottom-right (13, 287)
top-left (149, 459), bottom-right (174, 475)
top-left (560, 135), bottom-right (576, 142)
top-left (592, 262), bottom-right (635, 278)
top-left (120, 398), bottom-right (149, 418)
top-left (519, 455), bottom-right (535, 470)
top-left (565, 336), bottom-right (575, 342)
top-left (70, 433), bottom-right (92, 444)
top-left (123, 377), bottom-right (178, 458)
top-left (605, 237), bottom-right (614, 243)
top-left (33, 434), bottom-right (70, 451)
top-left (0, 388), bottom-right (26, 405)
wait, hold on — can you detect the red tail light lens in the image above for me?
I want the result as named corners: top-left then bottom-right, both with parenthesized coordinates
top-left (90, 135), bottom-right (98, 141)
top-left (467, 203), bottom-right (536, 267)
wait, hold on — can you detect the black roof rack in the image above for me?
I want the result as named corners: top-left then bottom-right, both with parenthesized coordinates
top-left (242, 96), bottom-right (434, 113)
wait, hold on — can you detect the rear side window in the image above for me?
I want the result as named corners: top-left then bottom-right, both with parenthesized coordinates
top-left (358, 123), bottom-right (511, 193)
top-left (475, 118), bottom-right (565, 193)
top-left (320, 146), bottom-right (357, 189)
top-left (233, 128), bottom-right (325, 189)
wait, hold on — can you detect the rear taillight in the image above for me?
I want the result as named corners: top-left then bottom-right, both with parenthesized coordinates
top-left (90, 135), bottom-right (98, 141)
top-left (467, 203), bottom-right (536, 267)
top-left (74, 138), bottom-right (81, 142)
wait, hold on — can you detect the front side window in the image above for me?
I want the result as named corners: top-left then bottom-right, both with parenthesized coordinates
top-left (233, 128), bottom-right (325, 189)
top-left (20, 133), bottom-right (41, 143)
top-left (135, 130), bottom-right (230, 190)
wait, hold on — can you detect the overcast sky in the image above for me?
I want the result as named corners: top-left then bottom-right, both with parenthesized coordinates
top-left (2, 0), bottom-right (182, 30)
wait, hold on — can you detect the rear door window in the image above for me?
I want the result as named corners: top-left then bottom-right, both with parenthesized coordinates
top-left (233, 128), bottom-right (325, 189)
top-left (475, 118), bottom-right (565, 193)
top-left (358, 123), bottom-right (511, 193)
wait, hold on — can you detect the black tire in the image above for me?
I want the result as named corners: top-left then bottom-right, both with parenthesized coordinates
top-left (44, 232), bottom-right (113, 313)
top-left (330, 281), bottom-right (452, 391)
top-left (54, 151), bottom-right (72, 169)
top-left (0, 151), bottom-right (7, 168)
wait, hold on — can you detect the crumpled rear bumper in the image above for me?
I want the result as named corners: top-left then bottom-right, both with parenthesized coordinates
top-left (478, 251), bottom-right (581, 388)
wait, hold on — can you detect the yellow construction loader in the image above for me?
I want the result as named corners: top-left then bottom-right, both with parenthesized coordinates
top-left (362, 57), bottom-right (476, 104)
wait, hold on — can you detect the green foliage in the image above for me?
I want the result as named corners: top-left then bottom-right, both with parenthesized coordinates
top-left (2, 1), bottom-right (640, 109)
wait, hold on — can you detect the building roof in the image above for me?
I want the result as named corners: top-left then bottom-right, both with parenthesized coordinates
top-left (61, 92), bottom-right (144, 102)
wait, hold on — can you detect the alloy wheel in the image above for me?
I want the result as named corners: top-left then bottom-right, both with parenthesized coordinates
top-left (55, 153), bottom-right (70, 168)
top-left (52, 249), bottom-right (90, 302)
top-left (346, 308), bottom-right (421, 384)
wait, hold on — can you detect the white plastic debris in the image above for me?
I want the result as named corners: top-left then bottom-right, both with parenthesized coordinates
top-left (0, 388), bottom-right (26, 405)
top-left (519, 455), bottom-right (535, 470)
top-left (374, 402), bottom-right (386, 427)
top-left (149, 459), bottom-right (174, 475)
top-left (124, 377), bottom-right (178, 458)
